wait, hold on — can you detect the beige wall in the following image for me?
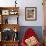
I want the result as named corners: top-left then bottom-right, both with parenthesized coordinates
top-left (44, 0), bottom-right (46, 27)
top-left (43, 0), bottom-right (46, 46)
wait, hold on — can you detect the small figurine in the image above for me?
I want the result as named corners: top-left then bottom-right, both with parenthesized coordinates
top-left (5, 18), bottom-right (8, 24)
top-left (15, 0), bottom-right (17, 7)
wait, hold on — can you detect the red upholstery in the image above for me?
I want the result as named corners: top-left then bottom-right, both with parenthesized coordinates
top-left (21, 28), bottom-right (41, 46)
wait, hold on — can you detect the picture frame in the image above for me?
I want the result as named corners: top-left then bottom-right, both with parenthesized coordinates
top-left (2, 10), bottom-right (9, 15)
top-left (25, 7), bottom-right (37, 21)
top-left (9, 10), bottom-right (18, 15)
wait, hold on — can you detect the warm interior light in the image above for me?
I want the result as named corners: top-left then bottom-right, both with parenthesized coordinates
top-left (14, 28), bottom-right (17, 32)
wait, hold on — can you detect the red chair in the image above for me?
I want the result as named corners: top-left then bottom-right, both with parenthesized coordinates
top-left (21, 28), bottom-right (41, 46)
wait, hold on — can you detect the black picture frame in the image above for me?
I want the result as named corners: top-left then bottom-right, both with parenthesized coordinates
top-left (25, 7), bottom-right (37, 21)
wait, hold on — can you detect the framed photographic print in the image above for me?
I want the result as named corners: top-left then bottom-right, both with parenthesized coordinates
top-left (25, 7), bottom-right (37, 21)
top-left (2, 10), bottom-right (9, 15)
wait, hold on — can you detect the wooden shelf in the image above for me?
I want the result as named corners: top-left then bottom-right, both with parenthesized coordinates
top-left (0, 7), bottom-right (20, 46)
top-left (0, 7), bottom-right (19, 24)
top-left (1, 40), bottom-right (19, 46)
top-left (0, 7), bottom-right (19, 16)
top-left (2, 40), bottom-right (19, 42)
top-left (0, 24), bottom-right (20, 32)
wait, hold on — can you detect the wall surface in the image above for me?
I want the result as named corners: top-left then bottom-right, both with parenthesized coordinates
top-left (0, 0), bottom-right (44, 26)
top-left (18, 0), bottom-right (44, 26)
top-left (0, 0), bottom-right (44, 45)
top-left (43, 0), bottom-right (46, 27)
top-left (43, 0), bottom-right (46, 46)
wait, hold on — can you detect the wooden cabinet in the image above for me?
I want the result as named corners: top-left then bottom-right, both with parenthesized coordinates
top-left (0, 7), bottom-right (20, 46)
top-left (0, 40), bottom-right (19, 46)
top-left (0, 7), bottom-right (19, 24)
top-left (2, 41), bottom-right (19, 46)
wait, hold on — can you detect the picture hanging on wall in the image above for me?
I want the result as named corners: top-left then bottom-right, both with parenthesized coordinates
top-left (25, 7), bottom-right (37, 21)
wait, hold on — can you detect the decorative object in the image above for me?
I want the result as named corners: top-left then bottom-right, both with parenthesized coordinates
top-left (15, 0), bottom-right (17, 7)
top-left (13, 32), bottom-right (18, 41)
top-left (9, 10), bottom-right (15, 15)
top-left (25, 36), bottom-right (38, 46)
top-left (5, 18), bottom-right (8, 24)
top-left (2, 10), bottom-right (9, 15)
top-left (21, 28), bottom-right (41, 46)
top-left (9, 10), bottom-right (18, 15)
top-left (2, 28), bottom-right (13, 41)
top-left (25, 7), bottom-right (37, 21)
